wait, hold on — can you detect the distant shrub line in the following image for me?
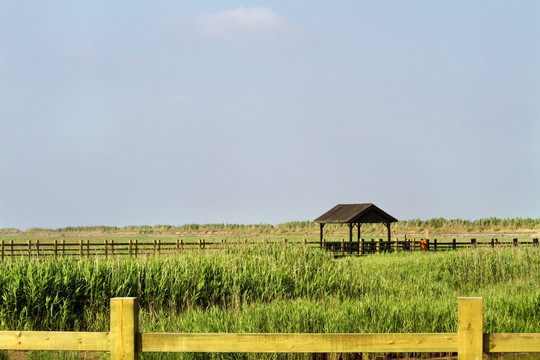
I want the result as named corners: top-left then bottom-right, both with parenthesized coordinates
top-left (2, 217), bottom-right (540, 235)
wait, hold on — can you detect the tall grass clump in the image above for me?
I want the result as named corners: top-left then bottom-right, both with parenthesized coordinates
top-left (0, 245), bottom-right (538, 338)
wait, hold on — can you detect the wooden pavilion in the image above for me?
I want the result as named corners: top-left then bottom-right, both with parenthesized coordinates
top-left (314, 203), bottom-right (398, 249)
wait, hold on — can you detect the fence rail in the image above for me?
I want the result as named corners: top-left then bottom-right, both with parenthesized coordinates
top-left (0, 237), bottom-right (538, 260)
top-left (322, 237), bottom-right (539, 256)
top-left (0, 297), bottom-right (539, 360)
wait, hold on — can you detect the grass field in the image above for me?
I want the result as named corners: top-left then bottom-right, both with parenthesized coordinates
top-left (0, 244), bottom-right (538, 359)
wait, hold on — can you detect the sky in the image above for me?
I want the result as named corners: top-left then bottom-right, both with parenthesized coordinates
top-left (1, 1), bottom-right (540, 230)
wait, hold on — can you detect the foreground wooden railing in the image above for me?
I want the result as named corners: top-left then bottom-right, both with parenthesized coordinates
top-left (0, 297), bottom-right (539, 360)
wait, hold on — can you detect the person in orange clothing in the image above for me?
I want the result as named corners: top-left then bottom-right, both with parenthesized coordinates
top-left (419, 239), bottom-right (427, 252)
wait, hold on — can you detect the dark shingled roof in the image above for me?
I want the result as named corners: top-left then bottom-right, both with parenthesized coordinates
top-left (314, 203), bottom-right (398, 224)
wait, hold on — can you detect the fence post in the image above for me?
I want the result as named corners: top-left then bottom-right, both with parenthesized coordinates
top-left (458, 297), bottom-right (483, 360)
top-left (534, 238), bottom-right (539, 247)
top-left (513, 238), bottom-right (518, 247)
top-left (36, 240), bottom-right (40, 260)
top-left (79, 240), bottom-right (83, 257)
top-left (394, 238), bottom-right (399, 252)
top-left (110, 297), bottom-right (139, 360)
top-left (10, 240), bottom-right (14, 260)
top-left (105, 240), bottom-right (108, 259)
top-left (471, 239), bottom-right (477, 249)
top-left (134, 239), bottom-right (138, 258)
top-left (453, 239), bottom-right (457, 250)
top-left (129, 240), bottom-right (133, 257)
top-left (54, 240), bottom-right (58, 260)
top-left (377, 239), bottom-right (382, 254)
top-left (1, 240), bottom-right (4, 261)
top-left (28, 240), bottom-right (32, 261)
top-left (434, 238), bottom-right (437, 251)
top-left (61, 239), bottom-right (65, 257)
top-left (340, 239), bottom-right (345, 256)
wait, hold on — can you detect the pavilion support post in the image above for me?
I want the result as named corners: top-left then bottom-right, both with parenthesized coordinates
top-left (357, 223), bottom-right (361, 254)
top-left (348, 223), bottom-right (353, 254)
top-left (319, 223), bottom-right (325, 249)
top-left (386, 223), bottom-right (391, 244)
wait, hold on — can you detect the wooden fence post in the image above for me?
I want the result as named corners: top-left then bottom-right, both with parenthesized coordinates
top-left (61, 239), bottom-right (65, 257)
top-left (134, 239), bottom-right (138, 258)
top-left (53, 240), bottom-right (58, 260)
top-left (434, 238), bottom-right (437, 252)
top-left (110, 297), bottom-right (139, 360)
top-left (513, 238), bottom-right (518, 247)
top-left (79, 240), bottom-right (83, 257)
top-left (394, 238), bottom-right (399, 252)
top-left (28, 240), bottom-right (32, 261)
top-left (1, 240), bottom-right (4, 261)
top-left (377, 239), bottom-right (382, 254)
top-left (105, 240), bottom-right (108, 259)
top-left (453, 239), bottom-right (457, 250)
top-left (129, 240), bottom-right (133, 257)
top-left (35, 240), bottom-right (40, 260)
top-left (458, 297), bottom-right (483, 360)
top-left (341, 239), bottom-right (345, 256)
top-left (10, 240), bottom-right (14, 260)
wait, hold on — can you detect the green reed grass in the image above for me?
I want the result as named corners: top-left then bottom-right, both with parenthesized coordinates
top-left (0, 245), bottom-right (538, 360)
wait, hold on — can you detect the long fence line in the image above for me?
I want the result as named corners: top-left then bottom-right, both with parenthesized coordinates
top-left (0, 297), bottom-right (539, 360)
top-left (0, 237), bottom-right (538, 260)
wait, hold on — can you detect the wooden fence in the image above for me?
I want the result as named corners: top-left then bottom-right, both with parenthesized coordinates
top-left (0, 297), bottom-right (538, 360)
top-left (322, 237), bottom-right (540, 256)
top-left (0, 237), bottom-right (538, 260)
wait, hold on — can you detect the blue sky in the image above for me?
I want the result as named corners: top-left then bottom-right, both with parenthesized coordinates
top-left (1, 1), bottom-right (539, 229)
